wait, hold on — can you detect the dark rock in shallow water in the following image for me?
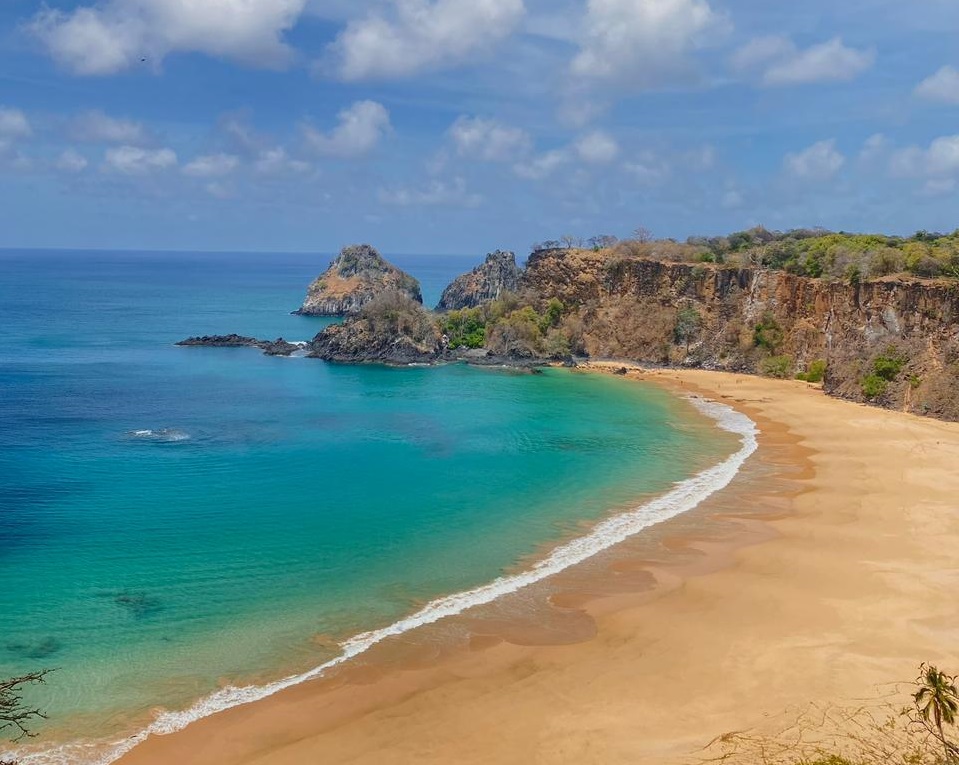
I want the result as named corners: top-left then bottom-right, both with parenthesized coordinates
top-left (177, 334), bottom-right (260, 348)
top-left (113, 590), bottom-right (162, 619)
top-left (259, 338), bottom-right (300, 356)
top-left (295, 244), bottom-right (423, 317)
top-left (177, 335), bottom-right (300, 357)
top-left (437, 250), bottom-right (522, 311)
top-left (6, 636), bottom-right (63, 659)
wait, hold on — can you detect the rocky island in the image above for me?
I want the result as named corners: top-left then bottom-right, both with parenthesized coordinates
top-left (294, 244), bottom-right (423, 316)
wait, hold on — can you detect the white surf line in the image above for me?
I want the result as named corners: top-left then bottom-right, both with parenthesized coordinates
top-left (14, 395), bottom-right (758, 765)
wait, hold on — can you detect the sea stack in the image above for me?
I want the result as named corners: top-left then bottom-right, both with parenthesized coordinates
top-left (295, 244), bottom-right (423, 316)
top-left (437, 250), bottom-right (522, 311)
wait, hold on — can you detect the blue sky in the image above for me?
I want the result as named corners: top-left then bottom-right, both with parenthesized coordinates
top-left (2, 0), bottom-right (959, 254)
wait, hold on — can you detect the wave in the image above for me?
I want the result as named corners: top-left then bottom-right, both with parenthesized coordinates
top-left (16, 395), bottom-right (758, 765)
top-left (127, 429), bottom-right (191, 443)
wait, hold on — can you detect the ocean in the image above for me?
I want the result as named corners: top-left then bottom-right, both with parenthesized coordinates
top-left (0, 250), bottom-right (754, 764)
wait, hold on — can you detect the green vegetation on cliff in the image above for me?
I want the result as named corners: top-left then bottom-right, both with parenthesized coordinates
top-left (623, 226), bottom-right (959, 282)
top-left (440, 296), bottom-right (569, 359)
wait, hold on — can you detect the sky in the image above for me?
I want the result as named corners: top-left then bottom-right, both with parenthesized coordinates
top-left (2, 0), bottom-right (959, 255)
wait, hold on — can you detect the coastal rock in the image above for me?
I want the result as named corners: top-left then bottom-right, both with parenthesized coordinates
top-left (176, 335), bottom-right (300, 357)
top-left (176, 334), bottom-right (260, 348)
top-left (308, 291), bottom-right (448, 365)
top-left (520, 247), bottom-right (959, 421)
top-left (437, 250), bottom-right (522, 311)
top-left (295, 244), bottom-right (423, 317)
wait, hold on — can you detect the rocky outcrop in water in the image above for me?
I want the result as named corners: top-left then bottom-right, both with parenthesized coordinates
top-left (308, 291), bottom-right (448, 365)
top-left (437, 250), bottom-right (522, 310)
top-left (176, 335), bottom-right (301, 356)
top-left (295, 244), bottom-right (423, 317)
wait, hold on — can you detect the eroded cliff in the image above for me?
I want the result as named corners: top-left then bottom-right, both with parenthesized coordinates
top-left (521, 249), bottom-right (959, 419)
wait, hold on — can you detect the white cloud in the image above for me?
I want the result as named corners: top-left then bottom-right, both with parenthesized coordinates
top-left (183, 153), bottom-right (240, 178)
top-left (784, 139), bottom-right (845, 181)
top-left (890, 135), bottom-right (959, 178)
top-left (327, 0), bottom-right (525, 81)
top-left (72, 110), bottom-right (148, 144)
top-left (859, 133), bottom-right (888, 163)
top-left (103, 145), bottom-right (177, 174)
top-left (920, 178), bottom-right (956, 197)
top-left (30, 0), bottom-right (307, 76)
top-left (254, 147), bottom-right (311, 176)
top-left (0, 107), bottom-right (31, 149)
top-left (575, 130), bottom-right (619, 164)
top-left (915, 65), bottom-right (959, 105)
top-left (721, 187), bottom-right (743, 209)
top-left (378, 177), bottom-right (482, 207)
top-left (728, 35), bottom-right (792, 73)
top-left (448, 116), bottom-right (531, 162)
top-left (513, 149), bottom-right (569, 180)
top-left (755, 37), bottom-right (875, 86)
top-left (624, 151), bottom-right (670, 184)
top-left (302, 100), bottom-right (391, 158)
top-left (56, 148), bottom-right (89, 173)
top-left (570, 0), bottom-right (726, 89)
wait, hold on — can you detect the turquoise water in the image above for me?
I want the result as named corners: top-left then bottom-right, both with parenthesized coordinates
top-left (0, 250), bottom-right (736, 762)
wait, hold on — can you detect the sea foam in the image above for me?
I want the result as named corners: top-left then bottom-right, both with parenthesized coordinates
top-left (127, 429), bottom-right (191, 443)
top-left (14, 395), bottom-right (757, 765)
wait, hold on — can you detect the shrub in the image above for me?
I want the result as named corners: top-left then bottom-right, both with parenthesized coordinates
top-left (761, 355), bottom-right (793, 378)
top-left (440, 308), bottom-right (487, 349)
top-left (862, 373), bottom-right (889, 399)
top-left (797, 359), bottom-right (827, 383)
top-left (872, 349), bottom-right (906, 381)
top-left (754, 314), bottom-right (784, 352)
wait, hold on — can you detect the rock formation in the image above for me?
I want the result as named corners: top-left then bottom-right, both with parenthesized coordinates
top-left (308, 291), bottom-right (448, 365)
top-left (437, 250), bottom-right (522, 311)
top-left (176, 335), bottom-right (301, 357)
top-left (519, 248), bottom-right (959, 420)
top-left (295, 244), bottom-right (423, 316)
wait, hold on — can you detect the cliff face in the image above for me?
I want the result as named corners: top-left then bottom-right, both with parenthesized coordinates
top-left (296, 244), bottom-right (423, 316)
top-left (437, 250), bottom-right (522, 310)
top-left (522, 249), bottom-right (959, 420)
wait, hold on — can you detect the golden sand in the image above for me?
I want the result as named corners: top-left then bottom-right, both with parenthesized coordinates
top-left (118, 369), bottom-right (959, 765)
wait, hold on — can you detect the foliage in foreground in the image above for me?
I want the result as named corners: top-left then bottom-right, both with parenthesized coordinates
top-left (700, 664), bottom-right (959, 765)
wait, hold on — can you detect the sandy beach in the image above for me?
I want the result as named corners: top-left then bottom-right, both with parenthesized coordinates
top-left (117, 369), bottom-right (959, 765)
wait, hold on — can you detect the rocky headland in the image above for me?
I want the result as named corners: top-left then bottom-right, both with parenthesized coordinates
top-left (177, 234), bottom-right (959, 422)
top-left (437, 250), bottom-right (521, 310)
top-left (294, 244), bottom-right (423, 317)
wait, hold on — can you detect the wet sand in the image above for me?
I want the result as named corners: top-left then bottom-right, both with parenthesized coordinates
top-left (118, 369), bottom-right (959, 765)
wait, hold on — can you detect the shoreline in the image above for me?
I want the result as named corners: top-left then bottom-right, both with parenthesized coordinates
top-left (114, 368), bottom-right (959, 764)
top-left (16, 371), bottom-right (756, 765)
top-left (32, 367), bottom-right (959, 764)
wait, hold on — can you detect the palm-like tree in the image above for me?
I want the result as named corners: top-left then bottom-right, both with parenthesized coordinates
top-left (914, 663), bottom-right (959, 763)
